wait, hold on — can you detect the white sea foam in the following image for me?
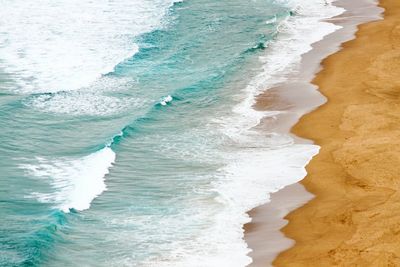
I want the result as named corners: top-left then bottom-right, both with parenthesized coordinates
top-left (0, 0), bottom-right (177, 94)
top-left (20, 147), bottom-right (115, 212)
top-left (159, 146), bottom-right (318, 267)
top-left (25, 92), bottom-right (149, 116)
top-left (160, 95), bottom-right (173, 106)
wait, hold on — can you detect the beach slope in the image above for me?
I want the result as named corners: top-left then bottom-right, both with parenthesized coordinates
top-left (275, 0), bottom-right (400, 266)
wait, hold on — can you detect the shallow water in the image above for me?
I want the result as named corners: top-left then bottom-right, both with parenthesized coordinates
top-left (0, 0), bottom-right (342, 266)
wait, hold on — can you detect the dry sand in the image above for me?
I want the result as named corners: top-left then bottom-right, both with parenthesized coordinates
top-left (274, 0), bottom-right (400, 266)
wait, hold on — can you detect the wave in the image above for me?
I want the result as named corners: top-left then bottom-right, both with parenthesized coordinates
top-left (20, 147), bottom-right (115, 212)
top-left (19, 210), bottom-right (68, 266)
top-left (22, 78), bottom-right (151, 116)
top-left (0, 0), bottom-right (181, 94)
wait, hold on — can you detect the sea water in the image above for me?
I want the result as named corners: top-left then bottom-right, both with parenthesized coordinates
top-left (0, 0), bottom-right (343, 266)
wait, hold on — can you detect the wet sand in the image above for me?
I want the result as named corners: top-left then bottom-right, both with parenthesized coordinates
top-left (245, 0), bottom-right (383, 266)
top-left (274, 0), bottom-right (400, 266)
top-left (245, 184), bottom-right (313, 266)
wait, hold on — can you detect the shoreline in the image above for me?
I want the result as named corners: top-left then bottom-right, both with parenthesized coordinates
top-left (275, 0), bottom-right (400, 265)
top-left (244, 0), bottom-right (382, 265)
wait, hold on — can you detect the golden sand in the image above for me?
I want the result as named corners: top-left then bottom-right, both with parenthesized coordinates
top-left (274, 0), bottom-right (400, 266)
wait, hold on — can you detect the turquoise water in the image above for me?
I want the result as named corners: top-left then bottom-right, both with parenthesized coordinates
top-left (0, 0), bottom-right (341, 266)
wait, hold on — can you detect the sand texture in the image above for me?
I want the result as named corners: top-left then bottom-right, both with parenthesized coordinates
top-left (274, 0), bottom-right (400, 266)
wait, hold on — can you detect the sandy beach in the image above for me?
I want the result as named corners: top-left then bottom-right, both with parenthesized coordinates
top-left (272, 0), bottom-right (400, 265)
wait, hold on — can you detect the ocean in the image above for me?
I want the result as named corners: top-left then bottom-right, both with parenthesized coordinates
top-left (0, 0), bottom-right (343, 266)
